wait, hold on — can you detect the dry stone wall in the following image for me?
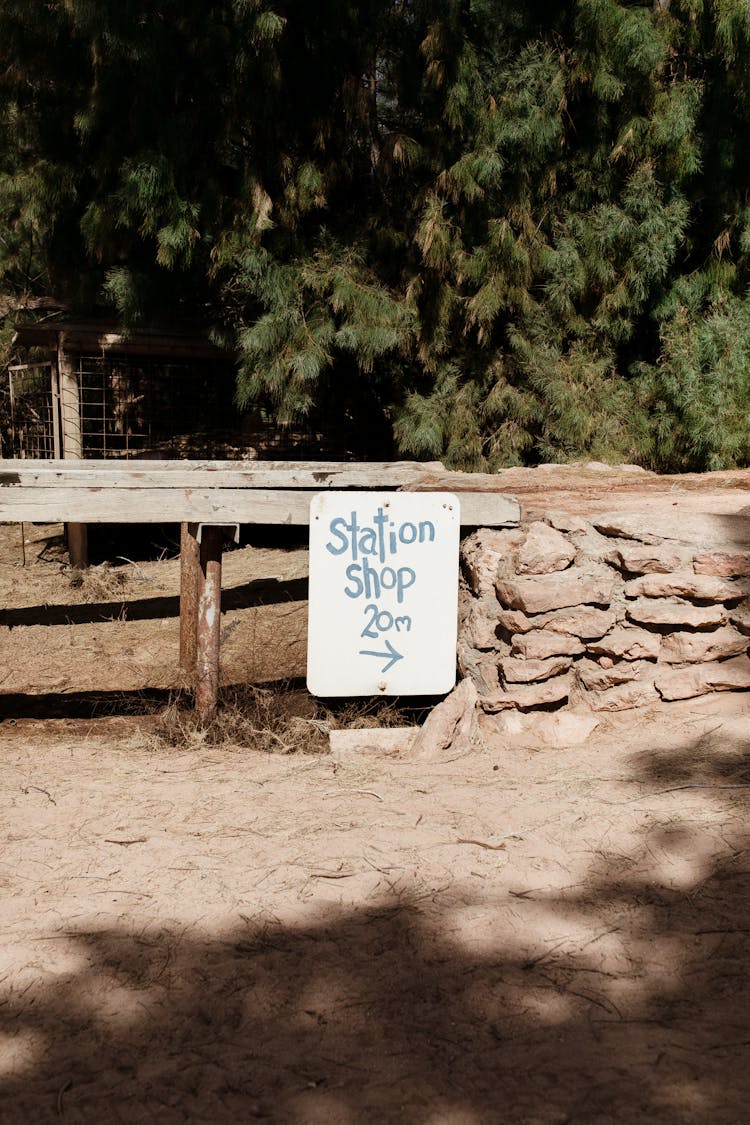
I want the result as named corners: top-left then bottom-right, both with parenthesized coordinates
top-left (459, 515), bottom-right (750, 712)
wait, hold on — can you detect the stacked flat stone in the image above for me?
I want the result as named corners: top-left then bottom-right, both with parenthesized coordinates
top-left (459, 517), bottom-right (750, 712)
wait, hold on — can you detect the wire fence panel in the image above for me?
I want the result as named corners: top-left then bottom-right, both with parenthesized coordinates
top-left (1, 353), bottom-right (330, 461)
top-left (2, 364), bottom-right (58, 459)
top-left (75, 356), bottom-right (243, 458)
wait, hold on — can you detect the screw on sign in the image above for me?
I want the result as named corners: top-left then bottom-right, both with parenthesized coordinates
top-left (307, 492), bottom-right (460, 697)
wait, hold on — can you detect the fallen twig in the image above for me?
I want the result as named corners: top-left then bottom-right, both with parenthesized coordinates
top-left (91, 889), bottom-right (154, 897)
top-left (632, 783), bottom-right (750, 799)
top-left (56, 1079), bottom-right (71, 1117)
top-left (322, 789), bottom-right (384, 801)
top-left (309, 869), bottom-right (355, 879)
top-left (454, 838), bottom-right (507, 851)
top-left (20, 785), bottom-right (56, 805)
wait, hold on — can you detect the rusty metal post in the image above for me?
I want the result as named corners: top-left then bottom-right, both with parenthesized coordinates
top-left (66, 522), bottom-right (88, 570)
top-left (179, 522), bottom-right (200, 674)
top-left (195, 525), bottom-right (224, 724)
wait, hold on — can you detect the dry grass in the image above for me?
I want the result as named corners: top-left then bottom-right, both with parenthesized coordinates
top-left (68, 562), bottom-right (130, 600)
top-left (152, 683), bottom-right (419, 755)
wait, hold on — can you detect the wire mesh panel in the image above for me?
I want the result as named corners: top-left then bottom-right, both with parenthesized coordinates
top-left (77, 356), bottom-right (144, 457)
top-left (75, 355), bottom-right (240, 458)
top-left (1, 364), bottom-right (58, 458)
top-left (2, 351), bottom-right (333, 461)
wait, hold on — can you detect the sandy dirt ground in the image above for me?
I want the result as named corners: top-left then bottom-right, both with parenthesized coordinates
top-left (1, 471), bottom-right (750, 1123)
top-left (0, 523), bottom-right (309, 699)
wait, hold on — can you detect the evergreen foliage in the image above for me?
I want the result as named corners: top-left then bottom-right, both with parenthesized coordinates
top-left (1, 0), bottom-right (750, 468)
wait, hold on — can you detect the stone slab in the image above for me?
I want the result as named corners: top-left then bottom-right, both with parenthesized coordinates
top-left (592, 513), bottom-right (664, 545)
top-left (586, 679), bottom-right (660, 711)
top-left (461, 528), bottom-right (526, 596)
top-left (626, 598), bottom-right (727, 629)
top-left (497, 607), bottom-right (534, 635)
top-left (500, 655), bottom-right (573, 684)
top-left (613, 545), bottom-right (689, 574)
top-left (577, 658), bottom-right (651, 691)
top-left (536, 606), bottom-right (619, 640)
top-left (731, 606), bottom-right (750, 636)
top-left (659, 626), bottom-right (749, 665)
top-left (496, 569), bottom-right (615, 614)
top-left (511, 630), bottom-right (586, 659)
top-left (481, 709), bottom-right (600, 746)
top-left (656, 656), bottom-right (750, 701)
top-left (482, 673), bottom-right (574, 712)
top-left (694, 551), bottom-right (750, 577)
top-left (624, 571), bottom-right (743, 603)
top-left (463, 598), bottom-right (502, 650)
top-left (515, 522), bottom-right (576, 575)
top-left (330, 727), bottom-right (417, 759)
top-left (587, 626), bottom-right (661, 661)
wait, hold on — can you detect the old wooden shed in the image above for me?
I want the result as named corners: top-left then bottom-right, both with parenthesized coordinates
top-left (4, 322), bottom-right (247, 462)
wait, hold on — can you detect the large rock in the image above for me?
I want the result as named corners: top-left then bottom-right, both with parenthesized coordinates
top-left (592, 513), bottom-right (664, 545)
top-left (546, 511), bottom-right (589, 534)
top-left (461, 528), bottom-right (525, 596)
top-left (731, 605), bottom-right (750, 636)
top-left (497, 607), bottom-right (534, 635)
top-left (330, 728), bottom-right (416, 758)
top-left (587, 679), bottom-right (660, 712)
top-left (656, 656), bottom-right (750, 701)
top-left (515, 522), bottom-right (576, 575)
top-left (536, 606), bottom-right (619, 640)
top-left (411, 678), bottom-right (479, 759)
top-left (624, 571), bottom-right (742, 603)
top-left (577, 658), bottom-right (652, 690)
top-left (498, 604), bottom-right (620, 641)
top-left (500, 655), bottom-right (573, 683)
top-left (463, 598), bottom-right (502, 650)
top-left (482, 709), bottom-right (600, 746)
top-left (626, 598), bottom-right (727, 629)
top-left (694, 551), bottom-right (750, 578)
top-left (587, 627), bottom-right (661, 661)
top-left (457, 643), bottom-right (500, 695)
top-left (496, 569), bottom-right (615, 614)
top-left (482, 672), bottom-right (574, 712)
top-left (660, 626), bottom-right (749, 665)
top-left (612, 545), bottom-right (688, 574)
top-left (511, 630), bottom-right (586, 659)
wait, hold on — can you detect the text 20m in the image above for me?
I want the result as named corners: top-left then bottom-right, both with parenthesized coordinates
top-left (361, 603), bottom-right (413, 638)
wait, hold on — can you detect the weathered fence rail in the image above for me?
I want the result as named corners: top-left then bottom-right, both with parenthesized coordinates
top-left (0, 459), bottom-right (520, 526)
top-left (0, 459), bottom-right (521, 721)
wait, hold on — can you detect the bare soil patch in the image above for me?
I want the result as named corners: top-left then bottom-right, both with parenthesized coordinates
top-left (2, 697), bottom-right (750, 1123)
top-left (1, 469), bottom-right (750, 1123)
top-left (0, 523), bottom-right (309, 701)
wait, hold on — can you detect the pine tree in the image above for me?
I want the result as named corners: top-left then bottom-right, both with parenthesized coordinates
top-left (1, 1), bottom-right (749, 469)
top-left (216, 0), bottom-right (710, 466)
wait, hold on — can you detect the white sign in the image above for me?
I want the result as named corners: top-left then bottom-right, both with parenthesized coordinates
top-left (307, 492), bottom-right (460, 696)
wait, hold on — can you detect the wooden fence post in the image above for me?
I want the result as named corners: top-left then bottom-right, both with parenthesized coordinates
top-left (179, 522), bottom-right (200, 674)
top-left (58, 334), bottom-right (88, 568)
top-left (195, 525), bottom-right (224, 724)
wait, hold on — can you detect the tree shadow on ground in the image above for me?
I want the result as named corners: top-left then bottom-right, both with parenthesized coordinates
top-left (0, 576), bottom-right (309, 628)
top-left (2, 723), bottom-right (750, 1122)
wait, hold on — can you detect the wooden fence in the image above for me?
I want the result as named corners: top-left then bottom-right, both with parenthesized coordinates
top-left (0, 459), bottom-right (520, 720)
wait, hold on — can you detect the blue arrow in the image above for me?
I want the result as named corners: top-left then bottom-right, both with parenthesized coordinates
top-left (358, 639), bottom-right (403, 673)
